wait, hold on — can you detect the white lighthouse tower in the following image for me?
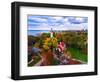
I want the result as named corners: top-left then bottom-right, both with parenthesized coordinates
top-left (50, 28), bottom-right (53, 38)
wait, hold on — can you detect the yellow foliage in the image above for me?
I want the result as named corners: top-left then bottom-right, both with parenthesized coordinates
top-left (43, 37), bottom-right (58, 51)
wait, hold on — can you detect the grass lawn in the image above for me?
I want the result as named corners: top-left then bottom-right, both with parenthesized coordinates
top-left (67, 47), bottom-right (88, 63)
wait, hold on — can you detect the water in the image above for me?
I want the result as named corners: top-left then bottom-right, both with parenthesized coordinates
top-left (28, 30), bottom-right (50, 36)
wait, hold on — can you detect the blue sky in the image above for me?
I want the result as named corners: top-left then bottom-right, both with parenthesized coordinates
top-left (28, 15), bottom-right (88, 31)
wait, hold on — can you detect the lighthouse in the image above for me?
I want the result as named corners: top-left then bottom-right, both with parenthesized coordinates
top-left (50, 28), bottom-right (53, 38)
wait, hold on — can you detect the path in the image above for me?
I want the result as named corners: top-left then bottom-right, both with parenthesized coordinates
top-left (32, 51), bottom-right (83, 66)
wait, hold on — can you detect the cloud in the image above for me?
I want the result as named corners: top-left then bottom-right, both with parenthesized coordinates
top-left (68, 17), bottom-right (88, 24)
top-left (28, 15), bottom-right (88, 30)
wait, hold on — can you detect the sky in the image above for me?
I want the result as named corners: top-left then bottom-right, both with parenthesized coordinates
top-left (27, 15), bottom-right (88, 31)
